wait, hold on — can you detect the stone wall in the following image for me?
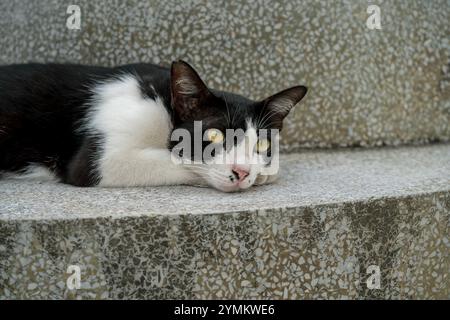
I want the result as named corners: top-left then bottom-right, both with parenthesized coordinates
top-left (1, 0), bottom-right (449, 150)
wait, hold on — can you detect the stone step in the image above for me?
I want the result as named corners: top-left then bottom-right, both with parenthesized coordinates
top-left (0, 144), bottom-right (449, 299)
top-left (1, 0), bottom-right (449, 150)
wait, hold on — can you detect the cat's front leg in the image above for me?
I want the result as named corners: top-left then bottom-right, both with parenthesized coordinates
top-left (97, 148), bottom-right (201, 187)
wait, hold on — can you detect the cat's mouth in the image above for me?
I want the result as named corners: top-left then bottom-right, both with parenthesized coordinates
top-left (215, 181), bottom-right (251, 192)
top-left (204, 167), bottom-right (257, 193)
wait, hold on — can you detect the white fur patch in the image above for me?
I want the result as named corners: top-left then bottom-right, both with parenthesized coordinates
top-left (2, 165), bottom-right (58, 182)
top-left (88, 75), bottom-right (196, 187)
top-left (90, 75), bottom-right (170, 149)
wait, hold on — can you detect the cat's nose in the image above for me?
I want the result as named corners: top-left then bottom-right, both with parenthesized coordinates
top-left (231, 166), bottom-right (250, 182)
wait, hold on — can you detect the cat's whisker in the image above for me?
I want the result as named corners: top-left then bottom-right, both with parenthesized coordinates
top-left (188, 167), bottom-right (230, 185)
top-left (230, 101), bottom-right (240, 126)
top-left (210, 169), bottom-right (233, 182)
top-left (256, 100), bottom-right (282, 129)
top-left (256, 101), bottom-right (270, 128)
top-left (183, 165), bottom-right (210, 172)
top-left (209, 174), bottom-right (230, 185)
top-left (257, 107), bottom-right (277, 125)
top-left (223, 95), bottom-right (232, 127)
top-left (200, 168), bottom-right (230, 183)
top-left (258, 109), bottom-right (280, 129)
top-left (183, 165), bottom-right (230, 183)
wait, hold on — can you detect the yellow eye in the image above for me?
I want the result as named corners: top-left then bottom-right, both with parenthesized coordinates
top-left (256, 139), bottom-right (270, 153)
top-left (206, 129), bottom-right (224, 144)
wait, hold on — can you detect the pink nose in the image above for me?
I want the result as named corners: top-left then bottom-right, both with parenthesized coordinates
top-left (232, 166), bottom-right (250, 182)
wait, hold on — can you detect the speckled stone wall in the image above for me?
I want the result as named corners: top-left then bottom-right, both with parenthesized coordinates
top-left (0, 0), bottom-right (449, 150)
top-left (0, 192), bottom-right (448, 299)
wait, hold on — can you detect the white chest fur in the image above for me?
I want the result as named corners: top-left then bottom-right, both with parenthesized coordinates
top-left (88, 75), bottom-right (196, 187)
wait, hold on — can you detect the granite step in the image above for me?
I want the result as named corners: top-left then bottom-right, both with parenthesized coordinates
top-left (0, 144), bottom-right (449, 299)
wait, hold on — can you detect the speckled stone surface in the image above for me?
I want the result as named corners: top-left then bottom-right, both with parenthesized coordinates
top-left (1, 144), bottom-right (450, 220)
top-left (0, 0), bottom-right (449, 150)
top-left (0, 145), bottom-right (449, 299)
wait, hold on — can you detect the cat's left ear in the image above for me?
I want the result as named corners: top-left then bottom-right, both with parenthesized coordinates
top-left (170, 60), bottom-right (212, 121)
top-left (260, 86), bottom-right (308, 129)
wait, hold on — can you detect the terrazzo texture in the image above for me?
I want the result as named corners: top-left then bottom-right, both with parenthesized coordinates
top-left (1, 144), bottom-right (450, 220)
top-left (0, 0), bottom-right (449, 150)
top-left (1, 145), bottom-right (449, 299)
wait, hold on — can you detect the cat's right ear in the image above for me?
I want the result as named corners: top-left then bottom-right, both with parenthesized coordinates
top-left (259, 86), bottom-right (308, 130)
top-left (170, 60), bottom-right (211, 121)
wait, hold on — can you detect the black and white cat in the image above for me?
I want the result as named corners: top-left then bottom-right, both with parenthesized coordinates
top-left (0, 61), bottom-right (307, 192)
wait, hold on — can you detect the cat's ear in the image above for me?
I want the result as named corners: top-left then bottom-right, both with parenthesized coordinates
top-left (260, 86), bottom-right (308, 129)
top-left (170, 60), bottom-right (211, 121)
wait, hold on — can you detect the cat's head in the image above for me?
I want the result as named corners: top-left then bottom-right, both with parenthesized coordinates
top-left (169, 60), bottom-right (307, 192)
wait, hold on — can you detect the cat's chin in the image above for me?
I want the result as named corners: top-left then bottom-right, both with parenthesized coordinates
top-left (215, 185), bottom-right (241, 193)
top-left (209, 180), bottom-right (254, 193)
top-left (185, 176), bottom-right (239, 192)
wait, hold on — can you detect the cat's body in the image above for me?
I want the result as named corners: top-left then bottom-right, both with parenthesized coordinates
top-left (0, 61), bottom-right (307, 192)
